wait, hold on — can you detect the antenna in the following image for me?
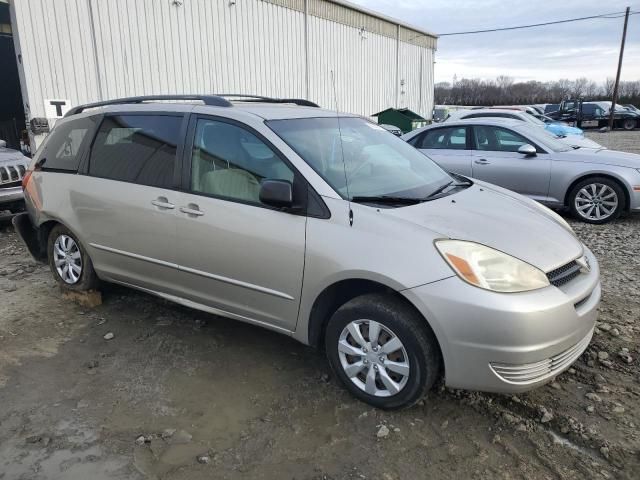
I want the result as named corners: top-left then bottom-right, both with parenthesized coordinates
top-left (330, 70), bottom-right (354, 227)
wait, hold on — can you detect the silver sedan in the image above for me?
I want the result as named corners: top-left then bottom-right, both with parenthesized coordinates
top-left (402, 118), bottom-right (640, 223)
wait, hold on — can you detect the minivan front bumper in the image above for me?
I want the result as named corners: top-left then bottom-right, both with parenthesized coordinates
top-left (403, 246), bottom-right (600, 393)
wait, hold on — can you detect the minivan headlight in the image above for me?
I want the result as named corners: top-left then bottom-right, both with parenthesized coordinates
top-left (435, 240), bottom-right (550, 293)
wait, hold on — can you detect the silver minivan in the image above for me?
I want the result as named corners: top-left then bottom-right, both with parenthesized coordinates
top-left (15, 95), bottom-right (600, 409)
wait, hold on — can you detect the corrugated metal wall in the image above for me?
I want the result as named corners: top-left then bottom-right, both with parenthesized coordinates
top-left (308, 16), bottom-right (397, 116)
top-left (11, 0), bottom-right (436, 135)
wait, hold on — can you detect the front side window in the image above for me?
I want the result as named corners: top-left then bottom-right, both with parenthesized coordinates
top-left (37, 117), bottom-right (96, 171)
top-left (268, 117), bottom-right (453, 200)
top-left (474, 126), bottom-right (531, 153)
top-left (190, 119), bottom-right (294, 204)
top-left (89, 115), bottom-right (181, 188)
top-left (417, 127), bottom-right (467, 150)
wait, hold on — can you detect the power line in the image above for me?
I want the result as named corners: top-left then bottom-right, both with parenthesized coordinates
top-left (437, 10), bottom-right (638, 36)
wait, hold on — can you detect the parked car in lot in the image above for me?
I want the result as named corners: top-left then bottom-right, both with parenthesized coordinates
top-left (15, 95), bottom-right (600, 409)
top-left (624, 104), bottom-right (640, 115)
top-left (379, 123), bottom-right (403, 136)
top-left (403, 118), bottom-right (640, 224)
top-left (544, 104), bottom-right (560, 115)
top-left (0, 139), bottom-right (30, 213)
top-left (548, 99), bottom-right (639, 130)
top-left (444, 108), bottom-right (602, 149)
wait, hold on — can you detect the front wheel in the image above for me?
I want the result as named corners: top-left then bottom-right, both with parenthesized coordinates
top-left (325, 293), bottom-right (441, 410)
top-left (47, 224), bottom-right (99, 290)
top-left (623, 118), bottom-right (637, 131)
top-left (568, 177), bottom-right (624, 224)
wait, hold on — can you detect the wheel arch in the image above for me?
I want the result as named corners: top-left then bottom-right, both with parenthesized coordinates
top-left (306, 278), bottom-right (443, 362)
top-left (564, 172), bottom-right (630, 212)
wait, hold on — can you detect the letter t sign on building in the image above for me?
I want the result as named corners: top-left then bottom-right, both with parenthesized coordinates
top-left (44, 99), bottom-right (70, 119)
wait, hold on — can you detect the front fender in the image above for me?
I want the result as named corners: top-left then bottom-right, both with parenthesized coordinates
top-left (549, 163), bottom-right (637, 207)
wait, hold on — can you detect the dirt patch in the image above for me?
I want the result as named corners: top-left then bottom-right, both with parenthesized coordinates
top-left (1, 215), bottom-right (640, 478)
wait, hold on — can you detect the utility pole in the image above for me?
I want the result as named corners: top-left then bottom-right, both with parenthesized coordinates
top-left (608, 6), bottom-right (630, 130)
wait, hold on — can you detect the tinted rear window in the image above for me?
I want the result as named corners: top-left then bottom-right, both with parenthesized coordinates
top-left (37, 117), bottom-right (96, 171)
top-left (89, 115), bottom-right (182, 188)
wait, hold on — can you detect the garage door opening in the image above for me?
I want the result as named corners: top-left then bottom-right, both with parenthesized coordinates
top-left (0, 0), bottom-right (27, 155)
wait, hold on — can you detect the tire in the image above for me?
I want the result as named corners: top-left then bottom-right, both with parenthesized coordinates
top-left (622, 118), bottom-right (636, 131)
top-left (325, 293), bottom-right (441, 410)
top-left (568, 177), bottom-right (624, 224)
top-left (47, 224), bottom-right (99, 291)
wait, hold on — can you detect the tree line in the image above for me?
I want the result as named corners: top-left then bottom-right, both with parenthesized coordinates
top-left (434, 76), bottom-right (640, 107)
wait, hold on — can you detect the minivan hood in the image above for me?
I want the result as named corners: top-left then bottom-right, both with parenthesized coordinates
top-left (386, 182), bottom-right (583, 273)
top-left (559, 148), bottom-right (640, 168)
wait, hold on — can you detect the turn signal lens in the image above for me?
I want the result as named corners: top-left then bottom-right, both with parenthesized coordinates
top-left (21, 169), bottom-right (33, 191)
top-left (435, 240), bottom-right (550, 293)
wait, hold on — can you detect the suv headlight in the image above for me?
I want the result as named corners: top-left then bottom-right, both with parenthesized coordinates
top-left (435, 240), bottom-right (550, 293)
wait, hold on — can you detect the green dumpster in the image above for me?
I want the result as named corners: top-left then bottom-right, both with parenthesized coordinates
top-left (372, 108), bottom-right (429, 134)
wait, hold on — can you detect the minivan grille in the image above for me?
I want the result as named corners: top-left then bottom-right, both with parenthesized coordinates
top-left (546, 260), bottom-right (581, 287)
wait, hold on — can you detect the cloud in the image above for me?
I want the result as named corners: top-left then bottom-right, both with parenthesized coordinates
top-left (352, 0), bottom-right (639, 83)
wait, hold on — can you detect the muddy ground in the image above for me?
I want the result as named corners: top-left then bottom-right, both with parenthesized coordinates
top-left (1, 131), bottom-right (639, 479)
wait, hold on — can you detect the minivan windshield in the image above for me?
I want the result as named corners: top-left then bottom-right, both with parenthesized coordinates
top-left (268, 117), bottom-right (454, 201)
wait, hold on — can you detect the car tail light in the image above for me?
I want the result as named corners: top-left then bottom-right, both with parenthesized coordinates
top-left (21, 169), bottom-right (33, 190)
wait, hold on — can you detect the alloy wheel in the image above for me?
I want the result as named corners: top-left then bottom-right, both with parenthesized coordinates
top-left (574, 183), bottom-right (618, 222)
top-left (337, 319), bottom-right (410, 397)
top-left (53, 234), bottom-right (83, 284)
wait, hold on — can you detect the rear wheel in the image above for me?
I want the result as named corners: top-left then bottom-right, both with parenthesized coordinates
top-left (622, 118), bottom-right (637, 131)
top-left (568, 177), bottom-right (624, 224)
top-left (47, 224), bottom-right (98, 290)
top-left (325, 293), bottom-right (441, 410)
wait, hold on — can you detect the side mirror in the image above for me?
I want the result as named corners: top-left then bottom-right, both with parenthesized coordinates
top-left (518, 144), bottom-right (537, 156)
top-left (0, 140), bottom-right (6, 149)
top-left (259, 179), bottom-right (293, 208)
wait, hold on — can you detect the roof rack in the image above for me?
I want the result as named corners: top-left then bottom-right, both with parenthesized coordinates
top-left (216, 94), bottom-right (320, 108)
top-left (65, 95), bottom-right (233, 117)
top-left (64, 94), bottom-right (320, 117)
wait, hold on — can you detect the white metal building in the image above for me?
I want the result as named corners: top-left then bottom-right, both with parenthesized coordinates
top-left (7, 0), bottom-right (437, 148)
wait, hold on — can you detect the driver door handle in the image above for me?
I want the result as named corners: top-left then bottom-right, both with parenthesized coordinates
top-left (474, 159), bottom-right (490, 165)
top-left (151, 197), bottom-right (175, 209)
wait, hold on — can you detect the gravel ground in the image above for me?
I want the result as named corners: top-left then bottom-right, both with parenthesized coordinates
top-left (585, 130), bottom-right (640, 154)
top-left (0, 132), bottom-right (639, 479)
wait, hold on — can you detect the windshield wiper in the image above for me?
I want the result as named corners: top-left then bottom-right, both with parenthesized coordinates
top-left (424, 181), bottom-right (455, 199)
top-left (425, 179), bottom-right (472, 200)
top-left (351, 195), bottom-right (424, 205)
top-left (449, 173), bottom-right (473, 186)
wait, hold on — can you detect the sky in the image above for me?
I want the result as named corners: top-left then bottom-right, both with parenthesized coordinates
top-left (353, 0), bottom-right (640, 85)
